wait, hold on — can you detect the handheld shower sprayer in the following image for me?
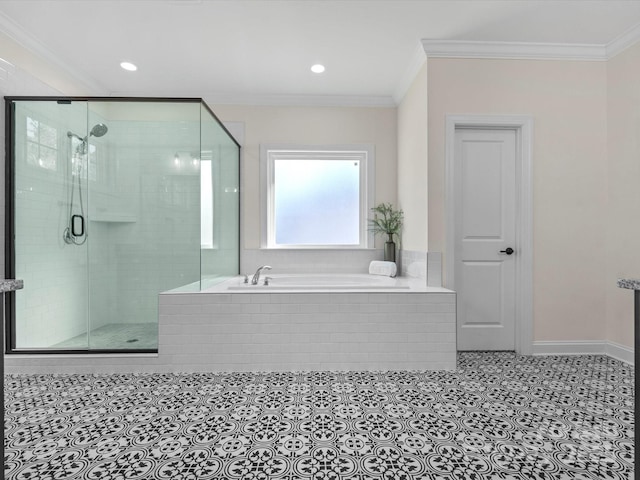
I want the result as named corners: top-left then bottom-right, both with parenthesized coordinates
top-left (63, 123), bottom-right (109, 245)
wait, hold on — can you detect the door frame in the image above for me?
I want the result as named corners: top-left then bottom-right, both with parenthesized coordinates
top-left (445, 114), bottom-right (533, 355)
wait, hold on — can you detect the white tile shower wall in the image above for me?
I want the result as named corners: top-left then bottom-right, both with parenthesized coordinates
top-left (241, 248), bottom-right (384, 276)
top-left (5, 291), bottom-right (457, 373)
top-left (108, 122), bottom-right (201, 326)
top-left (88, 221), bottom-right (116, 331)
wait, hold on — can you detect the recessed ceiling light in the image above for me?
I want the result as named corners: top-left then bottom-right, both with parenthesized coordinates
top-left (310, 64), bottom-right (325, 74)
top-left (120, 62), bottom-right (137, 72)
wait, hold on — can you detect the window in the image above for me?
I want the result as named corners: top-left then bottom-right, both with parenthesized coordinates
top-left (200, 154), bottom-right (214, 249)
top-left (261, 145), bottom-right (374, 248)
top-left (26, 116), bottom-right (58, 171)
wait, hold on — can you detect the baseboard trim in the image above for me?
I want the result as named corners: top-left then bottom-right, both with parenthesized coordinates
top-left (532, 340), bottom-right (634, 365)
top-left (532, 340), bottom-right (606, 356)
top-left (605, 341), bottom-right (634, 365)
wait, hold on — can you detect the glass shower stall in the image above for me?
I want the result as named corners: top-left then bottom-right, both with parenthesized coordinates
top-left (4, 97), bottom-right (240, 353)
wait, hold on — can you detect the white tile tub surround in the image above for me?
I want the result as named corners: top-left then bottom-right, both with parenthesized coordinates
top-left (157, 277), bottom-right (456, 372)
top-left (399, 250), bottom-right (443, 288)
top-left (399, 249), bottom-right (426, 280)
top-left (427, 252), bottom-right (443, 287)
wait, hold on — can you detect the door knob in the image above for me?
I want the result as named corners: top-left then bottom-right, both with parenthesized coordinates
top-left (499, 247), bottom-right (515, 255)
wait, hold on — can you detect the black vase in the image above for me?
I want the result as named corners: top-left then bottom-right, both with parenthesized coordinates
top-left (384, 235), bottom-right (396, 263)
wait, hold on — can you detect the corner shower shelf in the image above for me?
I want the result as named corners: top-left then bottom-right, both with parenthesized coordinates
top-left (89, 214), bottom-right (137, 223)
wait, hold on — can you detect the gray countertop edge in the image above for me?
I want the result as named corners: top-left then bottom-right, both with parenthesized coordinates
top-left (617, 278), bottom-right (640, 290)
top-left (0, 279), bottom-right (24, 293)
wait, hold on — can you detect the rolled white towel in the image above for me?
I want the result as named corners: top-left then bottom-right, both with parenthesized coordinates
top-left (369, 260), bottom-right (397, 278)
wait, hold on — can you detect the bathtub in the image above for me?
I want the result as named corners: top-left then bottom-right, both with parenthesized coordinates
top-left (224, 273), bottom-right (410, 291)
top-left (157, 273), bottom-right (457, 373)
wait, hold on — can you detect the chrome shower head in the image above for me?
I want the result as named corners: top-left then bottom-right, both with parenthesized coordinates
top-left (67, 123), bottom-right (108, 156)
top-left (89, 123), bottom-right (108, 138)
top-left (67, 123), bottom-right (109, 142)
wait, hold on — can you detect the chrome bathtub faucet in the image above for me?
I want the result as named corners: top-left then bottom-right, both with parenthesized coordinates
top-left (251, 265), bottom-right (272, 285)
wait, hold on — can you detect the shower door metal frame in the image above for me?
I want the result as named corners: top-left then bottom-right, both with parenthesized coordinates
top-left (4, 98), bottom-right (17, 354)
top-left (4, 96), bottom-right (241, 355)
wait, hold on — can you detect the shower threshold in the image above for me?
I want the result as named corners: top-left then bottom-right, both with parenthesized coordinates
top-left (51, 323), bottom-right (158, 350)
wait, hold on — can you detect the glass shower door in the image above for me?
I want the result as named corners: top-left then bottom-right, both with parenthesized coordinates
top-left (200, 104), bottom-right (240, 289)
top-left (13, 100), bottom-right (91, 350)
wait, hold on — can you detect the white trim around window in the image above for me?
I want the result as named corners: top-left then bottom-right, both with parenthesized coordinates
top-left (260, 144), bottom-right (375, 249)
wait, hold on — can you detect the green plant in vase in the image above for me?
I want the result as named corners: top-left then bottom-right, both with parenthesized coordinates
top-left (369, 203), bottom-right (404, 263)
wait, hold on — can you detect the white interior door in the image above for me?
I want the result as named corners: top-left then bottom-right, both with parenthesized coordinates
top-left (454, 128), bottom-right (517, 350)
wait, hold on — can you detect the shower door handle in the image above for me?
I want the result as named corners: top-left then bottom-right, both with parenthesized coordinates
top-left (71, 214), bottom-right (85, 237)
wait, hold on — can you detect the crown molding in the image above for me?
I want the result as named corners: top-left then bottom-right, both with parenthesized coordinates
top-left (392, 43), bottom-right (427, 104)
top-left (205, 93), bottom-right (397, 108)
top-left (421, 39), bottom-right (609, 61)
top-left (606, 23), bottom-right (640, 58)
top-left (0, 11), bottom-right (107, 94)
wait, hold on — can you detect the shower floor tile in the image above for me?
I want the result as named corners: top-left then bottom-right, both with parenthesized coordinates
top-left (51, 323), bottom-right (157, 350)
top-left (4, 352), bottom-right (634, 480)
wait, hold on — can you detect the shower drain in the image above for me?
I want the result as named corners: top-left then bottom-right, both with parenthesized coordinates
top-left (126, 339), bottom-right (139, 343)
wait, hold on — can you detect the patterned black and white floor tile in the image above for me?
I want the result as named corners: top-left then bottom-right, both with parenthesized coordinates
top-left (4, 352), bottom-right (634, 479)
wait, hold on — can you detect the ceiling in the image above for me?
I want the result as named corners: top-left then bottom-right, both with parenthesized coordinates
top-left (1, 0), bottom-right (640, 105)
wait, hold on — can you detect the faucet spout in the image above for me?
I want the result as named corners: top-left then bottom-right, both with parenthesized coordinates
top-left (251, 265), bottom-right (272, 285)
